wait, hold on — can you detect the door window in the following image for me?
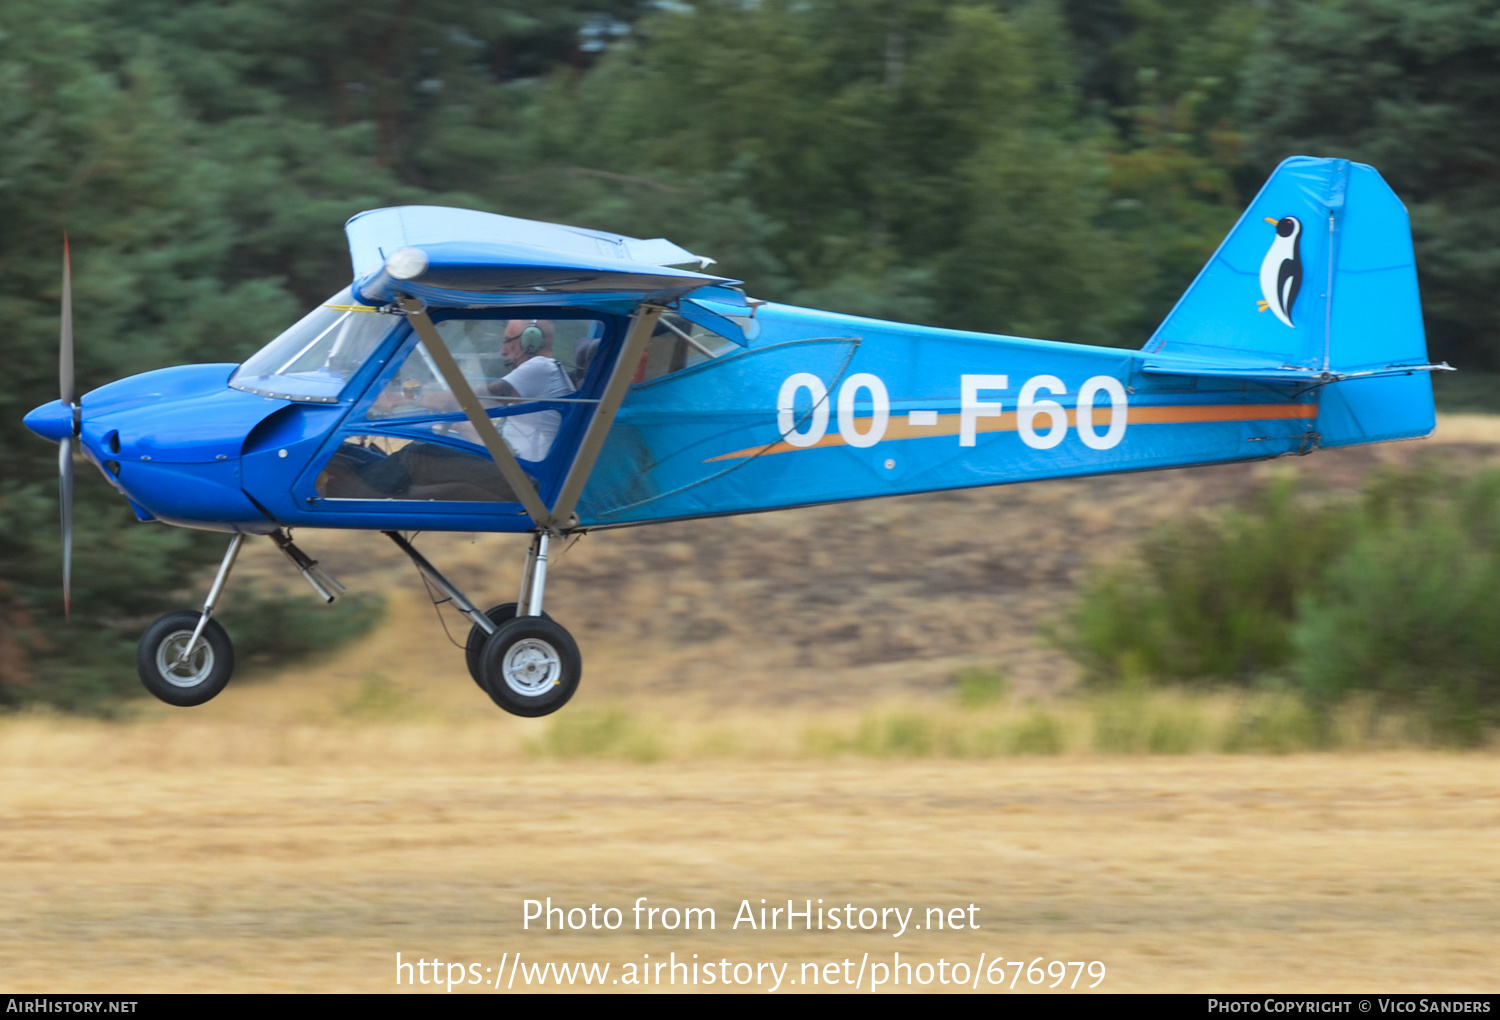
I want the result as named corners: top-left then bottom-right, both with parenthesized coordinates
top-left (367, 317), bottom-right (605, 463)
top-left (316, 434), bottom-right (524, 503)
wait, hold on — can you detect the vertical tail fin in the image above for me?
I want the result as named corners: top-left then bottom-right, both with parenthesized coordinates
top-left (1144, 156), bottom-right (1438, 446)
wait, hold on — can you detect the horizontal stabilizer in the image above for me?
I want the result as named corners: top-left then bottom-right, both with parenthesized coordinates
top-left (1140, 358), bottom-right (1452, 386)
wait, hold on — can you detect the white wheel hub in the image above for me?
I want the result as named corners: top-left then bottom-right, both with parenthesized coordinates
top-left (156, 630), bottom-right (214, 688)
top-left (501, 638), bottom-right (561, 697)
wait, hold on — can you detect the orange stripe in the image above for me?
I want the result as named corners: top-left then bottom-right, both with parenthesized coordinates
top-left (704, 403), bottom-right (1317, 462)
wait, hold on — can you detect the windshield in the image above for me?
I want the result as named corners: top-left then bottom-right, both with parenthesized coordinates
top-left (230, 288), bottom-right (395, 403)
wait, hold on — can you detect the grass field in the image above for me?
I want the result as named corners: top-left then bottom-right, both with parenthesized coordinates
top-left (2, 727), bottom-right (1497, 992)
top-left (3, 417), bottom-right (1499, 993)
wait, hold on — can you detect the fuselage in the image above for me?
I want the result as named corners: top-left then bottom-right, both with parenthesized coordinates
top-left (24, 161), bottom-right (1443, 538)
top-left (25, 294), bottom-right (1334, 536)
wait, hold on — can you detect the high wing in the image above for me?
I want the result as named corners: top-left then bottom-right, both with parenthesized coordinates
top-left (346, 206), bottom-right (735, 310)
top-left (345, 205), bottom-right (716, 275)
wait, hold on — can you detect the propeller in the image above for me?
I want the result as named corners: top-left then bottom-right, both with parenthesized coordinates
top-left (58, 236), bottom-right (76, 619)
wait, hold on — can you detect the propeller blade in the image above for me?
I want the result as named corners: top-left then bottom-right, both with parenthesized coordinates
top-left (60, 235), bottom-right (73, 409)
top-left (59, 436), bottom-right (73, 620)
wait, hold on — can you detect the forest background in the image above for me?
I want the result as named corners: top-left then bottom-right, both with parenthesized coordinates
top-left (2, 0), bottom-right (1497, 711)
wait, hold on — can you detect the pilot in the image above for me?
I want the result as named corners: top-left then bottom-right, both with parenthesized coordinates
top-left (485, 319), bottom-right (576, 462)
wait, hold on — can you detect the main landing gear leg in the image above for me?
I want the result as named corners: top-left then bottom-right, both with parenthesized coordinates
top-left (385, 530), bottom-right (580, 717)
top-left (482, 530), bottom-right (579, 717)
top-left (136, 533), bottom-right (243, 707)
top-left (516, 531), bottom-right (551, 617)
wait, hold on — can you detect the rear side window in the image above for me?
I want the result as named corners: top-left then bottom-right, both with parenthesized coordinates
top-left (633, 312), bottom-right (736, 384)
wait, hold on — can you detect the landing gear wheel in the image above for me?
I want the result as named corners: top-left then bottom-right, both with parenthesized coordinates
top-left (478, 616), bottom-right (580, 717)
top-left (136, 610), bottom-right (234, 707)
top-left (464, 603), bottom-right (551, 688)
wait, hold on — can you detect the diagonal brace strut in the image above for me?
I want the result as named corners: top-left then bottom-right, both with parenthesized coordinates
top-left (384, 531), bottom-right (497, 638)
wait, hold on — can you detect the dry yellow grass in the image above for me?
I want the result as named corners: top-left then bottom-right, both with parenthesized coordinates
top-left (5, 415), bottom-right (1500, 993)
top-left (1, 732), bottom-right (1497, 993)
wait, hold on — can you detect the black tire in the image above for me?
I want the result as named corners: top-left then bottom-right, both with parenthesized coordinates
top-left (137, 610), bottom-right (234, 707)
top-left (478, 616), bottom-right (581, 717)
top-left (464, 603), bottom-right (551, 688)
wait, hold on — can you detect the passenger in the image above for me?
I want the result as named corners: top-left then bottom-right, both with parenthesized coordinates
top-left (570, 330), bottom-right (602, 386)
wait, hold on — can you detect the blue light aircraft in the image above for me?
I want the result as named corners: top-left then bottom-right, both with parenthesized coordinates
top-left (23, 156), bottom-right (1448, 716)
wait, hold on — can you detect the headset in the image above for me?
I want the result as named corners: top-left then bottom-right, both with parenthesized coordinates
top-left (518, 320), bottom-right (546, 355)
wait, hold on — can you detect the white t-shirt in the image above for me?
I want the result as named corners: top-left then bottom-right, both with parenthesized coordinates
top-left (499, 356), bottom-right (576, 462)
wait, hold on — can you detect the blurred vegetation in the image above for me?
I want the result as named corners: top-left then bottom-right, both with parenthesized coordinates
top-left (1059, 481), bottom-right (1356, 683)
top-left (799, 687), bottom-right (1327, 756)
top-left (3, 0), bottom-right (1497, 711)
top-left (218, 592), bottom-right (385, 677)
top-left (789, 684), bottom-right (1453, 758)
top-left (1056, 465), bottom-right (1500, 746)
top-left (1432, 370), bottom-right (1500, 415)
top-left (955, 665), bottom-right (1009, 707)
top-left (464, 686), bottom-right (1459, 760)
top-left (339, 672), bottom-right (419, 721)
top-left (528, 707), bottom-right (665, 762)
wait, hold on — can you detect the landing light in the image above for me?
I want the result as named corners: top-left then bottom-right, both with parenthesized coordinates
top-left (385, 246), bottom-right (429, 281)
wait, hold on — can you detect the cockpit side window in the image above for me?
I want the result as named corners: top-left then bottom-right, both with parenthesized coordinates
top-left (367, 317), bottom-right (604, 421)
top-left (230, 288), bottom-right (394, 403)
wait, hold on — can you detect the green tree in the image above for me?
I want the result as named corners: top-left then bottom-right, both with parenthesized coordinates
top-left (527, 0), bottom-right (1142, 341)
top-left (0, 1), bottom-right (381, 709)
top-left (1060, 0), bottom-right (1265, 338)
top-left (1238, 0), bottom-right (1500, 369)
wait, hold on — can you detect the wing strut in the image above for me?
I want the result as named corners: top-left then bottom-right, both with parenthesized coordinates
top-left (547, 303), bottom-right (664, 530)
top-left (396, 295), bottom-right (552, 527)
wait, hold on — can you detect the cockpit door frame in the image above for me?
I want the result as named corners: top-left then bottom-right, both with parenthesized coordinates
top-left (278, 299), bottom-right (663, 532)
top-left (389, 296), bottom-right (664, 531)
top-left (396, 296), bottom-right (552, 525)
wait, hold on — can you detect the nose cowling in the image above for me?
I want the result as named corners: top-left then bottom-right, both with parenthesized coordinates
top-left (23, 399), bottom-right (78, 443)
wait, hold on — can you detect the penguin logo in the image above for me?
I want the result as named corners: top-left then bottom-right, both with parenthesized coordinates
top-left (1257, 215), bottom-right (1302, 328)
